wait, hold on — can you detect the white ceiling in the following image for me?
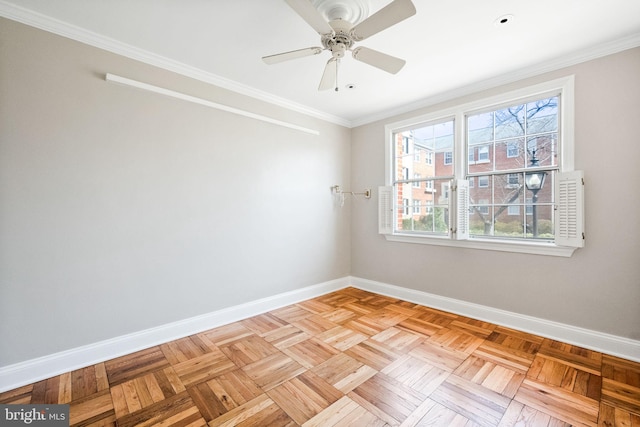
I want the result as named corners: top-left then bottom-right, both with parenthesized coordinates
top-left (2, 0), bottom-right (640, 127)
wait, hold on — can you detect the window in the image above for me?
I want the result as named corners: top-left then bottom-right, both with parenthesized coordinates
top-left (507, 142), bottom-right (519, 158)
top-left (426, 151), bottom-right (433, 165)
top-left (507, 173), bottom-right (519, 188)
top-left (444, 151), bottom-right (453, 165)
top-left (381, 76), bottom-right (583, 256)
top-left (413, 174), bottom-right (421, 187)
top-left (478, 145), bottom-right (489, 162)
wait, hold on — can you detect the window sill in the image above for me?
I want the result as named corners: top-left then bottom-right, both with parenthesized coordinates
top-left (383, 233), bottom-right (579, 257)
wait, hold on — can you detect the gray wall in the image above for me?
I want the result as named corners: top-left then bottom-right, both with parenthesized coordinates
top-left (0, 19), bottom-right (351, 366)
top-left (351, 47), bottom-right (640, 341)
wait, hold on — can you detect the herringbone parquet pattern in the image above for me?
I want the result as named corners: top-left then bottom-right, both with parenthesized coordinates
top-left (1, 288), bottom-right (639, 426)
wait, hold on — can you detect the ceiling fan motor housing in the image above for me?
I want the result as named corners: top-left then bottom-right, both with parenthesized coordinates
top-left (322, 19), bottom-right (354, 58)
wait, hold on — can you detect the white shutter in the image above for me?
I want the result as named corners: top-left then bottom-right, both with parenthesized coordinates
top-left (555, 171), bottom-right (584, 248)
top-left (454, 180), bottom-right (470, 240)
top-left (378, 186), bottom-right (394, 235)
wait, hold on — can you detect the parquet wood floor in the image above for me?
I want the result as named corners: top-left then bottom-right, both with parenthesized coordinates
top-left (2, 287), bottom-right (639, 426)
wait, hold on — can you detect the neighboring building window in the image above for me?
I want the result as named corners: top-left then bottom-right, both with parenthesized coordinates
top-left (413, 200), bottom-right (421, 214)
top-left (425, 201), bottom-right (433, 214)
top-left (478, 145), bottom-right (489, 162)
top-left (444, 151), bottom-right (453, 165)
top-left (383, 77), bottom-right (581, 256)
top-left (413, 174), bottom-right (421, 187)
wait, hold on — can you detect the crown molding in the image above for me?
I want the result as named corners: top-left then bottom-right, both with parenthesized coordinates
top-left (350, 32), bottom-right (640, 127)
top-left (0, 0), bottom-right (352, 128)
top-left (2, 0), bottom-right (639, 130)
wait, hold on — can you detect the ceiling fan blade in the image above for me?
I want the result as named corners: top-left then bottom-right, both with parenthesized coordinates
top-left (285, 0), bottom-right (334, 35)
top-left (262, 47), bottom-right (323, 65)
top-left (318, 58), bottom-right (338, 91)
top-left (352, 46), bottom-right (406, 74)
top-left (350, 0), bottom-right (416, 41)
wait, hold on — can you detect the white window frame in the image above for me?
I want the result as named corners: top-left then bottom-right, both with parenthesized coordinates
top-left (381, 76), bottom-right (582, 257)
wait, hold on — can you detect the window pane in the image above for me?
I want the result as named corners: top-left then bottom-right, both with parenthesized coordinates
top-left (527, 97), bottom-right (558, 134)
top-left (469, 202), bottom-right (492, 237)
top-left (495, 137), bottom-right (525, 171)
top-left (493, 173), bottom-right (523, 205)
top-left (495, 104), bottom-right (526, 139)
top-left (468, 111), bottom-right (493, 144)
top-left (526, 134), bottom-right (557, 167)
top-left (525, 171), bottom-right (554, 204)
top-left (468, 147), bottom-right (494, 173)
top-left (495, 207), bottom-right (525, 238)
top-left (525, 205), bottom-right (555, 239)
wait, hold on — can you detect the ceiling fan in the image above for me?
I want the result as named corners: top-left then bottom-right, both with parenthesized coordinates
top-left (262, 0), bottom-right (416, 91)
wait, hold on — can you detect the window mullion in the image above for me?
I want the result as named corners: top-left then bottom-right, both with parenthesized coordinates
top-left (454, 112), bottom-right (466, 179)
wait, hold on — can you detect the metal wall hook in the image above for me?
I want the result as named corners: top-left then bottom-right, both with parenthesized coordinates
top-left (331, 185), bottom-right (371, 199)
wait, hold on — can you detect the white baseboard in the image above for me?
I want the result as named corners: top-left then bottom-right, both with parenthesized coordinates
top-left (0, 277), bottom-right (349, 393)
top-left (2, 275), bottom-right (638, 393)
top-left (349, 276), bottom-right (640, 363)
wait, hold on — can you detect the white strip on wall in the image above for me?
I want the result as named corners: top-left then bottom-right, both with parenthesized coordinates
top-left (105, 73), bottom-right (320, 136)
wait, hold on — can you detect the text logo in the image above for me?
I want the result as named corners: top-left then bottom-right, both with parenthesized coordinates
top-left (1, 405), bottom-right (69, 426)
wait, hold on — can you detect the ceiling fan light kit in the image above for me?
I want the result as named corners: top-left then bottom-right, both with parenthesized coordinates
top-left (262, 0), bottom-right (416, 91)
